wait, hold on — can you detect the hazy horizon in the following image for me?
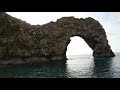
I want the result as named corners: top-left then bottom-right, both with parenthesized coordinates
top-left (6, 12), bottom-right (120, 55)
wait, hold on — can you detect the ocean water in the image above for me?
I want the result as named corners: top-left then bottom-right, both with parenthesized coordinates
top-left (0, 52), bottom-right (120, 78)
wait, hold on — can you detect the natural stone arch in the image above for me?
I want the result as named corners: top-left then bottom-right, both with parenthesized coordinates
top-left (0, 12), bottom-right (115, 64)
top-left (50, 17), bottom-right (115, 60)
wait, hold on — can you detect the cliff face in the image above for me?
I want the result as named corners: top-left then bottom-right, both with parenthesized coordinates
top-left (0, 12), bottom-right (115, 64)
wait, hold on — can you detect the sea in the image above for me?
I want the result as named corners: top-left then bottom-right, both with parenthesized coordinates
top-left (0, 52), bottom-right (120, 78)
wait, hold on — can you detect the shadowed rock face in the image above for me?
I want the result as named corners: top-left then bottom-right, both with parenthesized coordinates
top-left (0, 12), bottom-right (115, 63)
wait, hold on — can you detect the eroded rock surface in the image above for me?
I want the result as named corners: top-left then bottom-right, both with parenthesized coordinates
top-left (0, 12), bottom-right (115, 64)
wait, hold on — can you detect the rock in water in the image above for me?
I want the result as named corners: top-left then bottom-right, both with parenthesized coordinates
top-left (0, 12), bottom-right (115, 64)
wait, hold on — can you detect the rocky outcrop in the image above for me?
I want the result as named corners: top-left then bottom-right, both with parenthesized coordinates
top-left (0, 12), bottom-right (115, 64)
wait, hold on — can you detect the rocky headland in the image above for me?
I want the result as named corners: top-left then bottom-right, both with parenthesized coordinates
top-left (0, 12), bottom-right (115, 65)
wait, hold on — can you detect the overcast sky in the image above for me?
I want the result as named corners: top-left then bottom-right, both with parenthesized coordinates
top-left (6, 12), bottom-right (120, 55)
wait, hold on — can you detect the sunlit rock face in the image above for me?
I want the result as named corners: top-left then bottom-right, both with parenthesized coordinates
top-left (0, 12), bottom-right (115, 63)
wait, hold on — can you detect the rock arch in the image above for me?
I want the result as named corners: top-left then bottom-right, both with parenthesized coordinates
top-left (0, 12), bottom-right (115, 63)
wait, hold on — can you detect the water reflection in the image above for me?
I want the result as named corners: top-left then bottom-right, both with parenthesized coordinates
top-left (66, 55), bottom-right (114, 78)
top-left (92, 58), bottom-right (114, 78)
top-left (0, 55), bottom-right (117, 78)
top-left (66, 55), bottom-right (94, 78)
top-left (0, 61), bottom-right (68, 78)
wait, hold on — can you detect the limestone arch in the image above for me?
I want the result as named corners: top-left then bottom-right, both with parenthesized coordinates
top-left (0, 13), bottom-right (115, 61)
top-left (50, 17), bottom-right (115, 60)
top-left (66, 36), bottom-right (113, 59)
top-left (56, 32), bottom-right (115, 61)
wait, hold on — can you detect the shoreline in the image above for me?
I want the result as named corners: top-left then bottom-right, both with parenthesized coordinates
top-left (0, 57), bottom-right (67, 65)
top-left (0, 57), bottom-right (49, 65)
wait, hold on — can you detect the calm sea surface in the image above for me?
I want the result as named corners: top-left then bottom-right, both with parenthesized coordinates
top-left (0, 52), bottom-right (120, 78)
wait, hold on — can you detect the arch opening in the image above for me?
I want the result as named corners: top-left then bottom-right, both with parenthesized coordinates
top-left (66, 36), bottom-right (93, 58)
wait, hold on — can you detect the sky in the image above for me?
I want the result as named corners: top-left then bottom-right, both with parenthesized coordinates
top-left (6, 12), bottom-right (120, 55)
